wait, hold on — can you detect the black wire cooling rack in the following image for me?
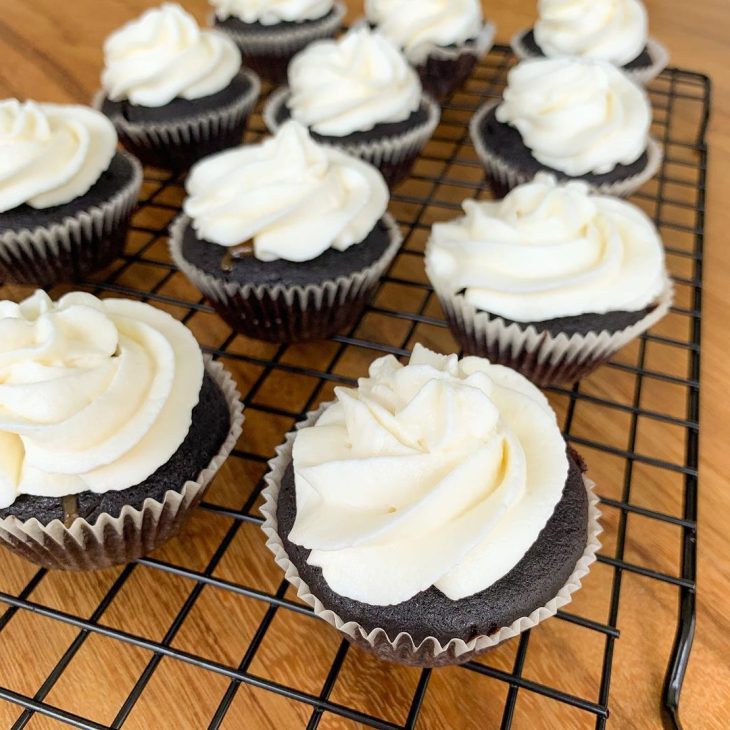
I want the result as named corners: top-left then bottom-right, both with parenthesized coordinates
top-left (0, 44), bottom-right (710, 730)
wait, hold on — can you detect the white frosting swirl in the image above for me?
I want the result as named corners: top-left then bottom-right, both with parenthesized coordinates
top-left (289, 344), bottom-right (569, 605)
top-left (288, 27), bottom-right (422, 136)
top-left (102, 3), bottom-right (241, 107)
top-left (211, 0), bottom-right (334, 25)
top-left (0, 291), bottom-right (204, 509)
top-left (0, 100), bottom-right (117, 215)
top-left (427, 174), bottom-right (667, 322)
top-left (496, 58), bottom-right (651, 176)
top-left (535, 0), bottom-right (648, 66)
top-left (366, 0), bottom-right (483, 62)
top-left (184, 122), bottom-right (388, 262)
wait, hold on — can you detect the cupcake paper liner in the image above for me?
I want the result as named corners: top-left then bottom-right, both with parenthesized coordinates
top-left (260, 402), bottom-right (602, 667)
top-left (469, 100), bottom-right (663, 199)
top-left (510, 30), bottom-right (670, 86)
top-left (169, 213), bottom-right (403, 343)
top-left (210, 3), bottom-right (346, 84)
top-left (93, 69), bottom-right (261, 170)
top-left (0, 152), bottom-right (142, 286)
top-left (428, 266), bottom-right (675, 387)
top-left (264, 89), bottom-right (441, 186)
top-left (0, 358), bottom-right (244, 571)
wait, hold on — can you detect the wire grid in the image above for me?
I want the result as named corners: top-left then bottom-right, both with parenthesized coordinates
top-left (0, 44), bottom-right (708, 729)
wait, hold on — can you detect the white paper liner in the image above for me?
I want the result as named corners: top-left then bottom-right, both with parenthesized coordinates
top-left (260, 402), bottom-right (602, 667)
top-left (0, 358), bottom-right (244, 571)
top-left (427, 263), bottom-right (675, 387)
top-left (168, 213), bottom-right (403, 342)
top-left (210, 2), bottom-right (346, 57)
top-left (93, 68), bottom-right (261, 152)
top-left (469, 99), bottom-right (664, 198)
top-left (264, 88), bottom-right (441, 173)
top-left (510, 29), bottom-right (670, 86)
top-left (0, 152), bottom-right (143, 284)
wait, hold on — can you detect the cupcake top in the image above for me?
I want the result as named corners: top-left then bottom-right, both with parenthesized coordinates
top-left (495, 57), bottom-right (651, 177)
top-left (287, 26), bottom-right (422, 136)
top-left (0, 291), bottom-right (204, 509)
top-left (288, 344), bottom-right (569, 605)
top-left (102, 3), bottom-right (241, 107)
top-left (184, 121), bottom-right (388, 262)
top-left (365, 0), bottom-right (483, 62)
top-left (211, 0), bottom-right (334, 24)
top-left (0, 100), bottom-right (117, 215)
top-left (534, 0), bottom-right (648, 66)
top-left (427, 173), bottom-right (666, 322)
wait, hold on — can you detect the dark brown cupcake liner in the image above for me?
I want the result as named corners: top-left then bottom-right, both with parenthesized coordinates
top-left (210, 3), bottom-right (346, 84)
top-left (0, 152), bottom-right (142, 287)
top-left (169, 213), bottom-right (403, 343)
top-left (93, 69), bottom-right (261, 170)
top-left (0, 358), bottom-right (244, 571)
top-left (261, 403), bottom-right (602, 667)
top-left (469, 99), bottom-right (663, 199)
top-left (510, 30), bottom-right (670, 85)
top-left (264, 88), bottom-right (441, 187)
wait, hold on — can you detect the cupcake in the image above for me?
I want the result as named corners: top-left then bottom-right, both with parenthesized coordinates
top-left (470, 57), bottom-right (662, 198)
top-left (261, 344), bottom-right (601, 666)
top-left (169, 121), bottom-right (402, 343)
top-left (364, 0), bottom-right (496, 100)
top-left (210, 0), bottom-right (346, 84)
top-left (425, 174), bottom-right (674, 386)
top-left (0, 100), bottom-right (142, 286)
top-left (97, 3), bottom-right (261, 171)
top-left (263, 27), bottom-right (441, 187)
top-left (511, 0), bottom-right (669, 85)
top-left (0, 290), bottom-right (243, 571)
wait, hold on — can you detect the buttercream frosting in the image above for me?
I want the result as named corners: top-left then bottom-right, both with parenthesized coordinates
top-left (0, 291), bottom-right (204, 509)
top-left (102, 3), bottom-right (241, 107)
top-left (496, 57), bottom-right (652, 177)
top-left (0, 100), bottom-right (117, 215)
top-left (211, 0), bottom-right (334, 24)
top-left (184, 121), bottom-right (388, 261)
top-left (534, 0), bottom-right (648, 66)
top-left (366, 0), bottom-right (483, 62)
top-left (426, 173), bottom-right (667, 322)
top-left (289, 344), bottom-right (569, 605)
top-left (287, 26), bottom-right (422, 136)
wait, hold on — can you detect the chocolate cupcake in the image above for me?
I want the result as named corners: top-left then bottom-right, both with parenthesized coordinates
top-left (470, 57), bottom-right (662, 198)
top-left (0, 99), bottom-right (142, 287)
top-left (426, 174), bottom-right (674, 386)
top-left (262, 344), bottom-right (601, 666)
top-left (97, 3), bottom-right (260, 171)
top-left (210, 0), bottom-right (346, 84)
top-left (170, 121), bottom-right (402, 343)
top-left (0, 291), bottom-right (243, 571)
top-left (511, 0), bottom-right (669, 85)
top-left (365, 0), bottom-right (496, 100)
top-left (263, 27), bottom-right (440, 187)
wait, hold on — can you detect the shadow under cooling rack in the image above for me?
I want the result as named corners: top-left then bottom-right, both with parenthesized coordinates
top-left (0, 44), bottom-right (709, 730)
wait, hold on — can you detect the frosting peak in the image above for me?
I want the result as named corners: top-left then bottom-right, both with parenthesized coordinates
top-left (0, 291), bottom-right (204, 508)
top-left (426, 173), bottom-right (667, 321)
top-left (289, 344), bottom-right (569, 605)
top-left (496, 57), bottom-right (652, 176)
top-left (211, 0), bottom-right (334, 25)
top-left (287, 27), bottom-right (422, 136)
top-left (535, 0), bottom-right (648, 66)
top-left (0, 100), bottom-right (117, 214)
top-left (184, 121), bottom-right (388, 261)
top-left (102, 3), bottom-right (241, 107)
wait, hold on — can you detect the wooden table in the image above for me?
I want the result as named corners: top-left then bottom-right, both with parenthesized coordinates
top-left (0, 1), bottom-right (728, 728)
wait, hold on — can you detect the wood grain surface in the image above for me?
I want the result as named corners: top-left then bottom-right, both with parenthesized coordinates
top-left (0, 1), bottom-right (729, 729)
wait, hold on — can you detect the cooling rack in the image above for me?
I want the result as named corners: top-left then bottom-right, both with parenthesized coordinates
top-left (0, 44), bottom-right (709, 729)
